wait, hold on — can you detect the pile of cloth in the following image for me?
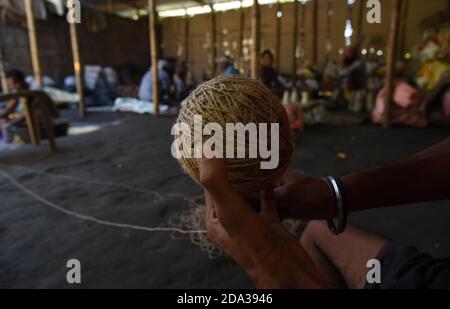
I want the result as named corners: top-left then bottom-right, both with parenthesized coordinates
top-left (372, 81), bottom-right (427, 128)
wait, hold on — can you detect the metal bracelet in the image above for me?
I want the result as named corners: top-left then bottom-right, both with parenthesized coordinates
top-left (322, 176), bottom-right (347, 235)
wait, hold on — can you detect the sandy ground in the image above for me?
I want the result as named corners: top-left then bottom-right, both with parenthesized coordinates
top-left (0, 111), bottom-right (449, 288)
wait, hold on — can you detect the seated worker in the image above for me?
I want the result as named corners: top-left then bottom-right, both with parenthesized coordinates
top-left (139, 60), bottom-right (172, 102)
top-left (259, 50), bottom-right (284, 99)
top-left (174, 62), bottom-right (190, 103)
top-left (199, 138), bottom-right (450, 288)
top-left (334, 46), bottom-right (367, 112)
top-left (216, 56), bottom-right (239, 76)
top-left (0, 70), bottom-right (29, 142)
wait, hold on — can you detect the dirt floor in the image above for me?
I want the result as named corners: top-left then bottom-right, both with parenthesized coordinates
top-left (0, 111), bottom-right (449, 288)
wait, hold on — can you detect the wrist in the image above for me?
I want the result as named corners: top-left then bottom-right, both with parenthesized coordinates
top-left (315, 178), bottom-right (338, 219)
top-left (245, 241), bottom-right (325, 289)
top-left (245, 249), bottom-right (297, 288)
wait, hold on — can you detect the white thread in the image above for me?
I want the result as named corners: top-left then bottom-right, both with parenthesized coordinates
top-left (0, 164), bottom-right (304, 260)
top-left (0, 168), bottom-right (207, 235)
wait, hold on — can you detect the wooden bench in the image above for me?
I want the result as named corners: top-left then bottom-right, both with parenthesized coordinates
top-left (0, 91), bottom-right (56, 152)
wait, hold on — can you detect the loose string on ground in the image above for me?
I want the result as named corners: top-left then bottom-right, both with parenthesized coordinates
top-left (0, 164), bottom-right (223, 259)
top-left (0, 163), bottom-right (167, 203)
top-left (0, 164), bottom-right (302, 260)
top-left (0, 168), bottom-right (207, 236)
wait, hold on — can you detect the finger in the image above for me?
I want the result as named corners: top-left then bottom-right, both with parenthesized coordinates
top-left (204, 190), bottom-right (218, 224)
top-left (260, 186), bottom-right (279, 222)
top-left (198, 157), bottom-right (254, 231)
top-left (204, 190), bottom-right (232, 246)
top-left (197, 156), bottom-right (228, 193)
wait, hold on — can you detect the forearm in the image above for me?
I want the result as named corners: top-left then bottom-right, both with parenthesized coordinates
top-left (342, 138), bottom-right (450, 213)
top-left (281, 138), bottom-right (450, 220)
top-left (244, 241), bottom-right (329, 289)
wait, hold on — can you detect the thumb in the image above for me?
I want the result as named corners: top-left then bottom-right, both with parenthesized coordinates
top-left (198, 157), bottom-right (250, 231)
top-left (197, 156), bottom-right (228, 193)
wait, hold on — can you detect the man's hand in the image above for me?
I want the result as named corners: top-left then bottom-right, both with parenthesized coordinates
top-left (199, 158), bottom-right (328, 289)
top-left (275, 171), bottom-right (336, 220)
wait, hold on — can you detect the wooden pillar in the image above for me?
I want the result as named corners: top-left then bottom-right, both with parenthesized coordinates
top-left (251, 0), bottom-right (260, 79)
top-left (149, 0), bottom-right (160, 117)
top-left (398, 0), bottom-right (409, 59)
top-left (24, 0), bottom-right (43, 88)
top-left (383, 0), bottom-right (402, 128)
top-left (325, 0), bottom-right (333, 62)
top-left (275, 1), bottom-right (282, 71)
top-left (210, 3), bottom-right (217, 76)
top-left (355, 0), bottom-right (365, 44)
top-left (0, 32), bottom-right (8, 94)
top-left (23, 99), bottom-right (40, 145)
top-left (184, 16), bottom-right (190, 64)
top-left (237, 4), bottom-right (245, 71)
top-left (292, 0), bottom-right (299, 83)
top-left (107, 0), bottom-right (113, 14)
top-left (311, 0), bottom-right (318, 66)
top-left (70, 23), bottom-right (86, 118)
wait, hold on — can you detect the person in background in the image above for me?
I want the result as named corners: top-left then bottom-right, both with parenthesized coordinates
top-left (0, 70), bottom-right (29, 142)
top-left (259, 50), bottom-right (284, 98)
top-left (139, 60), bottom-right (172, 102)
top-left (174, 62), bottom-right (189, 103)
top-left (335, 46), bottom-right (367, 112)
top-left (216, 56), bottom-right (239, 76)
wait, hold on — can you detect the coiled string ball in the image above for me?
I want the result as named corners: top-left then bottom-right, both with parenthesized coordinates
top-left (174, 75), bottom-right (293, 194)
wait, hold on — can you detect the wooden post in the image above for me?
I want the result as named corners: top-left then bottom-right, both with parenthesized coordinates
top-left (311, 0), bottom-right (318, 66)
top-left (149, 0), bottom-right (160, 117)
top-left (70, 23), bottom-right (86, 118)
top-left (251, 0), bottom-right (260, 79)
top-left (237, 4), bottom-right (245, 71)
top-left (398, 0), bottom-right (409, 59)
top-left (356, 0), bottom-right (365, 44)
top-left (210, 2), bottom-right (217, 76)
top-left (275, 1), bottom-right (282, 71)
top-left (0, 33), bottom-right (8, 94)
top-left (383, 0), bottom-right (402, 128)
top-left (292, 0), bottom-right (299, 82)
top-left (24, 0), bottom-right (43, 88)
top-left (107, 0), bottom-right (113, 14)
top-left (40, 95), bottom-right (56, 152)
top-left (325, 0), bottom-right (333, 62)
top-left (301, 2), bottom-right (306, 60)
top-left (184, 15), bottom-right (190, 64)
top-left (23, 99), bottom-right (40, 145)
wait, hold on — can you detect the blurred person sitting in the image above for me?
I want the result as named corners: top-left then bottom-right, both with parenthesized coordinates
top-left (216, 56), bottom-right (239, 76)
top-left (0, 70), bottom-right (29, 142)
top-left (334, 46), bottom-right (367, 112)
top-left (139, 60), bottom-right (172, 102)
top-left (1, 70), bottom-right (62, 144)
top-left (259, 50), bottom-right (284, 99)
top-left (174, 62), bottom-right (190, 103)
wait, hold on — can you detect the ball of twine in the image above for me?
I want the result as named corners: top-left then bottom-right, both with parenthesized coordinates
top-left (175, 75), bottom-right (293, 194)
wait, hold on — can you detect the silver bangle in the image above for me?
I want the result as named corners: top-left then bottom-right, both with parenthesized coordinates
top-left (322, 176), bottom-right (347, 235)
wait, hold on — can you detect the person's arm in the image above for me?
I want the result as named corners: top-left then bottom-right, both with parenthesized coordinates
top-left (200, 158), bottom-right (329, 289)
top-left (277, 138), bottom-right (450, 220)
top-left (0, 99), bottom-right (19, 119)
top-left (343, 138), bottom-right (450, 213)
